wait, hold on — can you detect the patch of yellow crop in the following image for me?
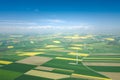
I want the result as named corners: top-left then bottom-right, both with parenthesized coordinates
top-left (105, 38), bottom-right (114, 41)
top-left (70, 47), bottom-right (82, 50)
top-left (71, 44), bottom-right (84, 47)
top-left (55, 57), bottom-right (82, 61)
top-left (18, 52), bottom-right (44, 56)
top-left (64, 35), bottom-right (93, 39)
top-left (53, 41), bottom-right (61, 43)
top-left (46, 45), bottom-right (59, 48)
top-left (68, 52), bottom-right (89, 57)
top-left (55, 68), bottom-right (74, 73)
top-left (7, 46), bottom-right (14, 48)
top-left (0, 60), bottom-right (12, 64)
top-left (63, 36), bottom-right (80, 39)
top-left (48, 47), bottom-right (64, 50)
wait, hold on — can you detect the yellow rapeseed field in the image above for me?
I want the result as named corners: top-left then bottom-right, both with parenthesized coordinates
top-left (70, 47), bottom-right (82, 50)
top-left (7, 46), bottom-right (14, 48)
top-left (18, 52), bottom-right (44, 56)
top-left (55, 57), bottom-right (82, 61)
top-left (0, 60), bottom-right (12, 64)
top-left (68, 52), bottom-right (89, 57)
top-left (53, 41), bottom-right (61, 43)
top-left (46, 45), bottom-right (59, 48)
top-left (105, 38), bottom-right (114, 41)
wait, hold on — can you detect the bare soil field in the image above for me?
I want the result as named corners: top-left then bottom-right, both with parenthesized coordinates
top-left (100, 72), bottom-right (120, 80)
top-left (16, 56), bottom-right (52, 65)
top-left (25, 70), bottom-right (70, 79)
top-left (35, 66), bottom-right (55, 71)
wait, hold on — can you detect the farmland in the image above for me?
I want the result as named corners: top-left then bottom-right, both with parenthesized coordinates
top-left (0, 33), bottom-right (120, 80)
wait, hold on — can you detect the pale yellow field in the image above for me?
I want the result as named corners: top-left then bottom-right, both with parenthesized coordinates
top-left (46, 45), bottom-right (60, 48)
top-left (64, 35), bottom-right (93, 39)
top-left (35, 66), bottom-right (55, 71)
top-left (34, 49), bottom-right (46, 51)
top-left (16, 56), bottom-right (52, 65)
top-left (70, 47), bottom-right (82, 50)
top-left (68, 52), bottom-right (89, 57)
top-left (7, 46), bottom-right (14, 48)
top-left (55, 57), bottom-right (82, 61)
top-left (104, 38), bottom-right (114, 41)
top-left (0, 60), bottom-right (12, 64)
top-left (25, 70), bottom-right (70, 79)
top-left (71, 44), bottom-right (84, 47)
top-left (100, 72), bottom-right (120, 80)
top-left (72, 73), bottom-right (111, 80)
top-left (53, 40), bottom-right (61, 43)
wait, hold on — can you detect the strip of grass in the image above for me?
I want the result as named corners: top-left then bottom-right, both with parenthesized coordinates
top-left (88, 66), bottom-right (120, 72)
top-left (83, 60), bottom-right (120, 63)
top-left (52, 69), bottom-right (73, 75)
top-left (0, 63), bottom-right (36, 73)
top-left (15, 75), bottom-right (52, 80)
top-left (0, 69), bottom-right (22, 80)
top-left (87, 55), bottom-right (120, 58)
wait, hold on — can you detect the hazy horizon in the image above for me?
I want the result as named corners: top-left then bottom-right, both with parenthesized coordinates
top-left (0, 0), bottom-right (120, 34)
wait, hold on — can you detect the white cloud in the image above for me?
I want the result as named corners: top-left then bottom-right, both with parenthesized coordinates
top-left (0, 20), bottom-right (37, 25)
top-left (41, 19), bottom-right (65, 23)
top-left (27, 24), bottom-right (92, 30)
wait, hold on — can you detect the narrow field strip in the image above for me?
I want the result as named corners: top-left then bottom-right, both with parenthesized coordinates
top-left (72, 73), bottom-right (112, 80)
top-left (55, 57), bottom-right (82, 61)
top-left (68, 52), bottom-right (89, 57)
top-left (83, 62), bottom-right (120, 66)
top-left (85, 58), bottom-right (120, 60)
top-left (18, 52), bottom-right (45, 56)
top-left (35, 66), bottom-right (55, 71)
top-left (55, 68), bottom-right (74, 73)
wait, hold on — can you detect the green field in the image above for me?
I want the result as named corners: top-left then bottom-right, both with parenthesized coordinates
top-left (0, 33), bottom-right (120, 80)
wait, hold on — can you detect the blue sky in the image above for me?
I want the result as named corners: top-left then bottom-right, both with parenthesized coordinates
top-left (0, 0), bottom-right (120, 33)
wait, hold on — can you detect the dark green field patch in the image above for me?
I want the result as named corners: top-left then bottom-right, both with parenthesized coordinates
top-left (15, 74), bottom-right (52, 80)
top-left (0, 54), bottom-right (27, 61)
top-left (88, 66), bottom-right (120, 72)
top-left (0, 69), bottom-right (22, 80)
top-left (0, 63), bottom-right (36, 73)
top-left (52, 69), bottom-right (72, 75)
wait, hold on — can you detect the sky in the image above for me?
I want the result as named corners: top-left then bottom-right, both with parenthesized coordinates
top-left (0, 0), bottom-right (120, 34)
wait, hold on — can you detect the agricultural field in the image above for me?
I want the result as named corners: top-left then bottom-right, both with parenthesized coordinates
top-left (0, 33), bottom-right (120, 80)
